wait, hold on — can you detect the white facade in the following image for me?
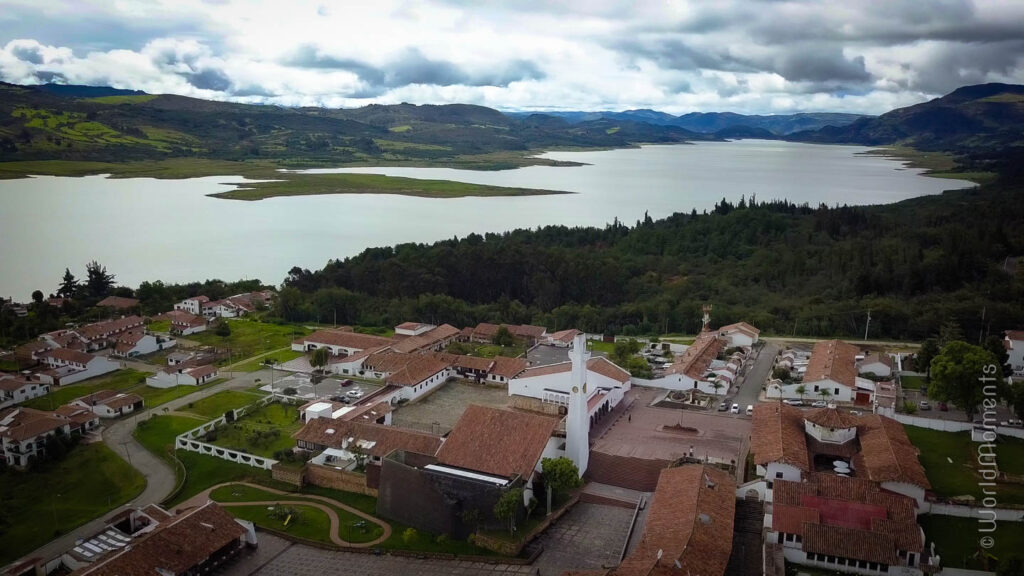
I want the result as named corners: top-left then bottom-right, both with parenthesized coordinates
top-left (392, 368), bottom-right (452, 403)
top-left (37, 354), bottom-right (120, 386)
top-left (1006, 334), bottom-right (1024, 377)
top-left (565, 334), bottom-right (590, 475)
top-left (859, 360), bottom-right (893, 378)
top-left (146, 366), bottom-right (218, 388)
top-left (112, 334), bottom-right (176, 358)
top-left (0, 379), bottom-right (50, 409)
top-left (767, 378), bottom-right (855, 403)
top-left (174, 297), bottom-right (207, 315)
top-left (636, 372), bottom-right (729, 395)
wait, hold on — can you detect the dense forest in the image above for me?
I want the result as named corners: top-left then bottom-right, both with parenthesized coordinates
top-left (273, 173), bottom-right (1024, 341)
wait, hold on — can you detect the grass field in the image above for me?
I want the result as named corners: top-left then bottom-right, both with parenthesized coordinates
top-left (134, 414), bottom-right (206, 455)
top-left (920, 515), bottom-right (1024, 570)
top-left (210, 172), bottom-right (571, 201)
top-left (211, 484), bottom-right (383, 544)
top-left (861, 146), bottom-right (997, 185)
top-left (904, 425), bottom-right (1024, 504)
top-left (180, 390), bottom-right (266, 419)
top-left (226, 504), bottom-right (334, 545)
top-left (900, 374), bottom-right (926, 390)
top-left (0, 444), bottom-right (146, 565)
top-left (233, 349), bottom-right (305, 372)
top-left (208, 402), bottom-right (302, 458)
top-left (147, 319), bottom-right (171, 333)
top-left (188, 320), bottom-right (308, 365)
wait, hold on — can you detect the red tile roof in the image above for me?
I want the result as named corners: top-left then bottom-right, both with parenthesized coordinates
top-left (72, 502), bottom-right (245, 576)
top-left (390, 324), bottom-right (459, 353)
top-left (43, 348), bottom-right (96, 366)
top-left (294, 419), bottom-right (443, 458)
top-left (297, 329), bottom-right (394, 351)
top-left (666, 331), bottom-right (724, 379)
top-left (803, 523), bottom-right (897, 566)
top-left (97, 296), bottom-right (139, 309)
top-left (855, 415), bottom-right (931, 489)
top-left (490, 355), bottom-right (528, 378)
top-left (613, 465), bottom-right (736, 576)
top-left (436, 405), bottom-right (558, 479)
top-left (548, 329), bottom-right (580, 343)
top-left (719, 321), bottom-right (760, 336)
top-left (386, 356), bottom-right (449, 387)
top-left (0, 376), bottom-right (36, 392)
top-left (0, 407), bottom-right (68, 441)
top-left (518, 357), bottom-right (629, 383)
top-left (804, 407), bottom-right (860, 429)
top-left (79, 315), bottom-right (145, 340)
top-left (750, 403), bottom-right (810, 471)
top-left (804, 340), bottom-right (859, 388)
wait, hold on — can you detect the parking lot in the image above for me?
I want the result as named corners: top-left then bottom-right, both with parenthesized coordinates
top-left (391, 379), bottom-right (510, 431)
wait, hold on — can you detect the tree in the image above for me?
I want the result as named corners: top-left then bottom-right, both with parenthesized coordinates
top-left (31, 290), bottom-right (43, 304)
top-left (493, 488), bottom-right (524, 535)
top-left (795, 384), bottom-right (806, 402)
top-left (916, 339), bottom-right (940, 380)
top-left (57, 268), bottom-right (79, 299)
top-left (401, 527), bottom-right (418, 545)
top-left (492, 325), bottom-right (516, 347)
top-left (1007, 382), bottom-right (1024, 423)
top-left (930, 341), bottom-right (1000, 422)
top-left (771, 367), bottom-right (790, 381)
top-left (711, 380), bottom-right (724, 396)
top-left (983, 335), bottom-right (1013, 377)
top-left (310, 347), bottom-right (330, 373)
top-left (818, 388), bottom-right (832, 404)
top-left (938, 321), bottom-right (964, 348)
top-left (214, 320), bottom-right (231, 337)
top-left (85, 261), bottom-right (116, 298)
top-left (626, 356), bottom-right (652, 379)
top-left (541, 457), bottom-right (582, 515)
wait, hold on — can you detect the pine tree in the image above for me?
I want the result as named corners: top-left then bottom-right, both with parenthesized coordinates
top-left (57, 268), bottom-right (79, 298)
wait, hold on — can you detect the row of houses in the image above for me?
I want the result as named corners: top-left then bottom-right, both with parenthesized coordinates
top-left (172, 290), bottom-right (273, 319)
top-left (637, 322), bottom-right (759, 395)
top-left (768, 340), bottom-right (896, 405)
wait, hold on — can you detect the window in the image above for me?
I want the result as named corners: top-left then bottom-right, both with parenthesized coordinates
top-left (775, 471), bottom-right (784, 479)
top-left (834, 388), bottom-right (840, 395)
top-left (813, 385), bottom-right (819, 392)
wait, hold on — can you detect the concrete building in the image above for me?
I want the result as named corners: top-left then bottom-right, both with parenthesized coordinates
top-left (768, 340), bottom-right (877, 405)
top-left (0, 375), bottom-right (50, 409)
top-left (718, 321), bottom-right (760, 347)
top-left (173, 296), bottom-right (209, 316)
top-left (1005, 330), bottom-right (1024, 378)
top-left (72, 390), bottom-right (145, 418)
top-left (146, 363), bottom-right (219, 388)
top-left (36, 349), bottom-right (120, 386)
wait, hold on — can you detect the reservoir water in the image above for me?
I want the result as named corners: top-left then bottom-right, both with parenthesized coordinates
top-left (0, 140), bottom-right (973, 299)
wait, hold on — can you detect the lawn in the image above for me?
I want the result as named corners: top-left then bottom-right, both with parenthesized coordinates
top-left (587, 339), bottom-right (616, 354)
top-left (447, 341), bottom-right (526, 359)
top-left (919, 515), bottom-right (1024, 570)
top-left (188, 320), bottom-right (309, 365)
top-left (210, 484), bottom-right (383, 544)
top-left (0, 444), bottom-right (146, 565)
top-left (23, 369), bottom-right (148, 409)
top-left (233, 349), bottom-right (305, 372)
top-left (134, 414), bottom-right (207, 456)
top-left (134, 384), bottom-right (198, 408)
top-left (146, 319), bottom-right (171, 333)
top-left (207, 402), bottom-right (302, 458)
top-left (180, 390), bottom-right (265, 419)
top-left (904, 425), bottom-right (1024, 504)
top-left (228, 504), bottom-right (335, 545)
top-left (901, 374), bottom-right (926, 390)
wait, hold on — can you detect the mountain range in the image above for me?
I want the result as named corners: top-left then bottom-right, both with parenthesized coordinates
top-left (0, 81), bottom-right (1021, 175)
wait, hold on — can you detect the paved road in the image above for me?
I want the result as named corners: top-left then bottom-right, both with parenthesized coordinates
top-left (16, 367), bottom-right (274, 566)
top-left (733, 342), bottom-right (778, 408)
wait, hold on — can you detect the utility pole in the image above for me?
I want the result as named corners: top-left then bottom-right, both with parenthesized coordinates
top-left (864, 310), bottom-right (872, 341)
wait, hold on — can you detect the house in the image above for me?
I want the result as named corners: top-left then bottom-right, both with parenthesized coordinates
top-left (164, 310), bottom-right (208, 335)
top-left (859, 353), bottom-right (894, 378)
top-left (77, 316), bottom-right (146, 349)
top-left (96, 296), bottom-right (139, 310)
top-left (36, 349), bottom-right (121, 386)
top-left (110, 330), bottom-right (175, 358)
top-left (488, 355), bottom-right (527, 383)
top-left (377, 404), bottom-right (561, 538)
top-left (53, 404), bottom-right (101, 435)
top-left (386, 355), bottom-right (452, 402)
top-left (1004, 330), bottom-right (1024, 378)
top-left (767, 340), bottom-right (877, 404)
top-left (15, 339), bottom-right (57, 367)
top-left (769, 473), bottom-right (930, 575)
top-left (166, 351), bottom-right (198, 365)
top-left (65, 501), bottom-right (254, 576)
top-left (0, 375), bottom-right (50, 409)
top-left (395, 322), bottom-right (435, 337)
top-left (146, 363), bottom-right (219, 388)
top-left (390, 324), bottom-right (460, 354)
top-left (750, 404), bottom-right (930, 508)
top-left (546, 328), bottom-right (581, 347)
top-left (174, 296), bottom-right (209, 315)
top-left (718, 321), bottom-right (760, 347)
top-left (299, 399), bottom-right (393, 425)
top-left (509, 355), bottom-right (631, 419)
top-left (608, 465), bottom-right (736, 576)
top-left (40, 329), bottom-right (89, 352)
top-left (0, 406), bottom-right (71, 467)
top-left (642, 331), bottom-right (730, 395)
top-left (201, 299), bottom-right (242, 318)
top-left (291, 328), bottom-right (393, 356)
top-left (295, 418), bottom-right (443, 491)
top-left (72, 390), bottom-right (145, 418)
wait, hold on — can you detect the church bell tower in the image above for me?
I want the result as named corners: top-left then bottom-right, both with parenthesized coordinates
top-left (566, 333), bottom-right (590, 475)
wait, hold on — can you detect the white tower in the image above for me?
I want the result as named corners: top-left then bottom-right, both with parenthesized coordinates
top-left (566, 333), bottom-right (590, 475)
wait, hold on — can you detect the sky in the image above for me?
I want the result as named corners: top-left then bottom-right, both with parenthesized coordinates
top-left (1, 0), bottom-right (1023, 115)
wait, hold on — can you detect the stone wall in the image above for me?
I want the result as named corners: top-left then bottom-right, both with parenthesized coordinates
top-left (305, 463), bottom-right (378, 496)
top-left (271, 464), bottom-right (304, 487)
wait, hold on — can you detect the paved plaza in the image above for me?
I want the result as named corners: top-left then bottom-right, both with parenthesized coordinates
top-left (391, 379), bottom-right (511, 431)
top-left (531, 503), bottom-right (636, 575)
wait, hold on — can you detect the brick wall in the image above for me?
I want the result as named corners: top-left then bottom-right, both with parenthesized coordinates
top-left (305, 463), bottom-right (378, 497)
top-left (271, 464), bottom-right (304, 487)
top-left (585, 451), bottom-right (670, 492)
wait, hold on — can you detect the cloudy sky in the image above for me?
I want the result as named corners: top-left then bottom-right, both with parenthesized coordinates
top-left (1, 0), bottom-right (1023, 115)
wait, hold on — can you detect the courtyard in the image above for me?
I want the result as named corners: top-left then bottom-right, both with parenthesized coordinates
top-left (391, 378), bottom-right (510, 431)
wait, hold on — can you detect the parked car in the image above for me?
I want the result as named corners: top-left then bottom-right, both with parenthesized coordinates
top-left (783, 399), bottom-right (804, 406)
top-left (849, 410), bottom-right (862, 416)
top-left (718, 401), bottom-right (729, 412)
top-left (919, 400), bottom-right (931, 410)
top-left (938, 402), bottom-right (948, 411)
top-left (730, 403), bottom-right (740, 414)
top-left (812, 400), bottom-right (827, 408)
top-left (346, 388), bottom-right (364, 398)
top-left (745, 405), bottom-right (754, 416)
top-left (340, 379), bottom-right (354, 387)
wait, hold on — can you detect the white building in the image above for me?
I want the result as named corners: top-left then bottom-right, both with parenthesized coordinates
top-left (110, 330), bottom-right (176, 358)
top-left (146, 364), bottom-right (219, 388)
top-left (638, 331), bottom-right (730, 395)
top-left (36, 349), bottom-right (121, 386)
top-left (174, 296), bottom-right (209, 316)
top-left (767, 340), bottom-right (877, 405)
top-left (165, 310), bottom-right (207, 336)
top-left (858, 353), bottom-right (894, 378)
top-left (509, 345), bottom-right (631, 424)
top-left (291, 328), bottom-right (393, 357)
top-left (1005, 330), bottom-right (1024, 378)
top-left (72, 390), bottom-right (145, 418)
top-left (0, 376), bottom-right (50, 409)
top-left (718, 321), bottom-right (760, 347)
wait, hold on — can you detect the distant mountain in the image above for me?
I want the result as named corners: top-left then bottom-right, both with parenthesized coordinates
top-left (0, 82), bottom-right (708, 167)
top-left (508, 109), bottom-right (868, 135)
top-left (791, 83), bottom-right (1024, 152)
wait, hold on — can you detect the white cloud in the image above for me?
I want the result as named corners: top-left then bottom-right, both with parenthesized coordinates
top-left (1, 0), bottom-right (1023, 115)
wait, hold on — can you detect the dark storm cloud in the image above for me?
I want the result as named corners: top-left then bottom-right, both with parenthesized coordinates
top-left (183, 68), bottom-right (232, 91)
top-left (0, 8), bottom-right (213, 53)
top-left (614, 39), bottom-right (755, 73)
top-left (774, 51), bottom-right (870, 83)
top-left (283, 44), bottom-right (544, 93)
top-left (10, 43), bottom-right (43, 64)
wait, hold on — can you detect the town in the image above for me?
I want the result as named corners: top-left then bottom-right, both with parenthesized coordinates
top-left (2, 290), bottom-right (1023, 576)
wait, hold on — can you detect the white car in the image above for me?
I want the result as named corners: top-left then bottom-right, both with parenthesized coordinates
top-left (745, 405), bottom-right (754, 416)
top-left (783, 399), bottom-right (804, 406)
top-left (812, 400), bottom-right (828, 408)
top-left (730, 403), bottom-right (740, 414)
top-left (345, 388), bottom-right (364, 398)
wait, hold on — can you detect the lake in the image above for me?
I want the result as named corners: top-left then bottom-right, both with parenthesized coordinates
top-left (0, 140), bottom-right (972, 299)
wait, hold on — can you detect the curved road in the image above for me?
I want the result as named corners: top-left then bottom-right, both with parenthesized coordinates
top-left (17, 367), bottom-right (272, 566)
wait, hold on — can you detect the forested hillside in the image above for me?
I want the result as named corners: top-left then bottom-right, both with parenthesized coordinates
top-left (275, 176), bottom-right (1024, 341)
